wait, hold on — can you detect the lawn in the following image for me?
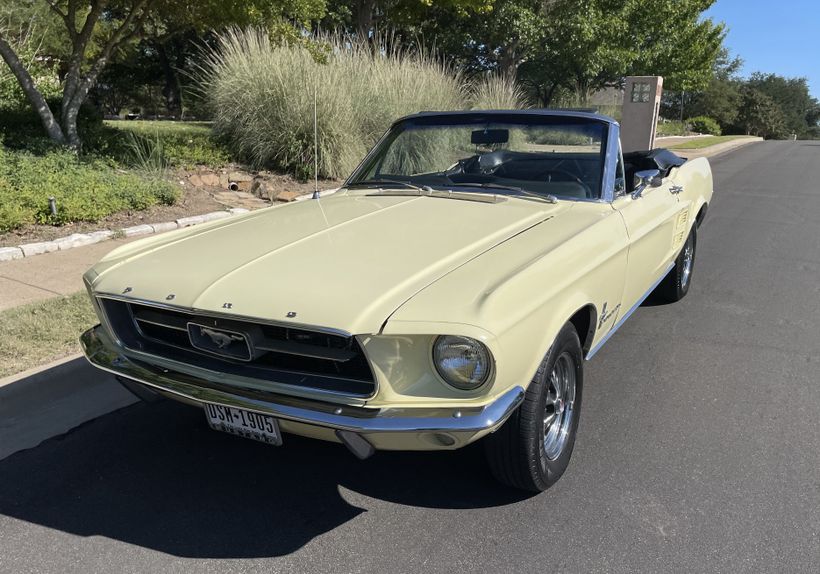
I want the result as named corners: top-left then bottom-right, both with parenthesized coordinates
top-left (666, 135), bottom-right (751, 150)
top-left (0, 292), bottom-right (96, 378)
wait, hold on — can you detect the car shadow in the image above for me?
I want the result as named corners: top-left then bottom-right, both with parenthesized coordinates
top-left (0, 398), bottom-right (531, 559)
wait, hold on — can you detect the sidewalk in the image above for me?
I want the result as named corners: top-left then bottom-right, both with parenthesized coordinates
top-left (0, 237), bottom-right (136, 311)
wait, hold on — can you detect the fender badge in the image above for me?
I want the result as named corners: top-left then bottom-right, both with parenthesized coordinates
top-left (222, 302), bottom-right (233, 309)
top-left (286, 311), bottom-right (297, 318)
top-left (122, 287), bottom-right (132, 294)
top-left (166, 294), bottom-right (175, 301)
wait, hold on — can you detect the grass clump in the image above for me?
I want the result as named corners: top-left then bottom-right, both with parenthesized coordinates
top-left (102, 120), bottom-right (231, 169)
top-left (657, 120), bottom-right (688, 136)
top-left (0, 147), bottom-right (179, 232)
top-left (666, 135), bottom-right (750, 150)
top-left (470, 73), bottom-right (530, 110)
top-left (200, 29), bottom-right (524, 180)
top-left (0, 292), bottom-right (96, 378)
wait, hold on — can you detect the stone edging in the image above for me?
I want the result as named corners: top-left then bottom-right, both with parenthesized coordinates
top-left (0, 208), bottom-right (250, 262)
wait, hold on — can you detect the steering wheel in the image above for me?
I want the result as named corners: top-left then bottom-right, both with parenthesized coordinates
top-left (541, 169), bottom-right (593, 198)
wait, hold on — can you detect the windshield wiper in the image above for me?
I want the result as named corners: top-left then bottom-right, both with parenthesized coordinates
top-left (446, 183), bottom-right (558, 204)
top-left (345, 179), bottom-right (427, 192)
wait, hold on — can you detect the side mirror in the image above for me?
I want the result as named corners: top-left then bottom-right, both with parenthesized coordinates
top-left (632, 169), bottom-right (662, 199)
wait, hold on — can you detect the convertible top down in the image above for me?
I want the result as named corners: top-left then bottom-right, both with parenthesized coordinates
top-left (81, 110), bottom-right (713, 491)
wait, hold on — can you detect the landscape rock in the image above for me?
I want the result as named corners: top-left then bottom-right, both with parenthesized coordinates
top-left (177, 215), bottom-right (206, 227)
top-left (89, 230), bottom-right (114, 242)
top-left (55, 233), bottom-right (97, 250)
top-left (201, 211), bottom-right (232, 222)
top-left (0, 247), bottom-right (24, 262)
top-left (200, 173), bottom-right (220, 187)
top-left (188, 174), bottom-right (203, 187)
top-left (228, 171), bottom-right (253, 182)
top-left (122, 224), bottom-right (154, 237)
top-left (19, 242), bottom-right (59, 257)
top-left (150, 221), bottom-right (178, 233)
top-left (275, 190), bottom-right (302, 202)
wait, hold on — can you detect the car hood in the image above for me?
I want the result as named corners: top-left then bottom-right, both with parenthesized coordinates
top-left (90, 193), bottom-right (568, 334)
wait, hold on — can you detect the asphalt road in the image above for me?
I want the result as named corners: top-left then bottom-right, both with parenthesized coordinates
top-left (1, 141), bottom-right (819, 573)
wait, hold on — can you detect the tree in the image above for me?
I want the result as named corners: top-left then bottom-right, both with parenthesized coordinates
top-left (736, 86), bottom-right (786, 139)
top-left (0, 0), bottom-right (154, 147)
top-left (0, 0), bottom-right (327, 146)
top-left (668, 47), bottom-right (743, 128)
top-left (746, 72), bottom-right (818, 137)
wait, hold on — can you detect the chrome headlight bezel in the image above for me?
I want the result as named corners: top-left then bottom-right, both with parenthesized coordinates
top-left (431, 335), bottom-right (494, 391)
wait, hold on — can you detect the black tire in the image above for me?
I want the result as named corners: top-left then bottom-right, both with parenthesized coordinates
top-left (484, 323), bottom-right (584, 492)
top-left (656, 225), bottom-right (697, 303)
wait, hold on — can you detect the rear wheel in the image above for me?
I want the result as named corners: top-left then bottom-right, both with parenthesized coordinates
top-left (657, 226), bottom-right (696, 303)
top-left (484, 323), bottom-right (583, 492)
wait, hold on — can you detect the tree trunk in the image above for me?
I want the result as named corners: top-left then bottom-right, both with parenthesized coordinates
top-left (356, 0), bottom-right (376, 37)
top-left (0, 33), bottom-right (66, 144)
top-left (157, 42), bottom-right (183, 118)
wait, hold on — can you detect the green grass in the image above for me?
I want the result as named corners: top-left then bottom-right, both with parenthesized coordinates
top-left (102, 120), bottom-right (231, 168)
top-left (0, 292), bottom-right (96, 378)
top-left (0, 147), bottom-right (179, 232)
top-left (666, 135), bottom-right (750, 150)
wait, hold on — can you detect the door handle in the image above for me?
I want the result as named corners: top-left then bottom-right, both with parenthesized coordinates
top-left (670, 184), bottom-right (684, 195)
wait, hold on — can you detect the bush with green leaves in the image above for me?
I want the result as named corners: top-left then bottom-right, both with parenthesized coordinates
top-left (0, 148), bottom-right (179, 232)
top-left (199, 29), bottom-right (525, 180)
top-left (688, 116), bottom-right (721, 135)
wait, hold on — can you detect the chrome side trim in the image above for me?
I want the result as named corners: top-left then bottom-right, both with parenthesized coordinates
top-left (81, 326), bottom-right (525, 435)
top-left (585, 262), bottom-right (674, 360)
top-left (96, 294), bottom-right (354, 338)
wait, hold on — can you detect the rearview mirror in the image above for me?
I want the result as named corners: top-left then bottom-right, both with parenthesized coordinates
top-left (471, 129), bottom-right (509, 145)
top-left (632, 169), bottom-right (662, 198)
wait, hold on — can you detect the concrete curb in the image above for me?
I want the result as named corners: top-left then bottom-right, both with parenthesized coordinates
top-left (0, 354), bottom-right (137, 461)
top-left (0, 208), bottom-right (251, 262)
top-left (673, 136), bottom-right (763, 160)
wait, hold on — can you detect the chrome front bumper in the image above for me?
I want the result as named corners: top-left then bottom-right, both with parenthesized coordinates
top-left (80, 325), bottom-right (524, 455)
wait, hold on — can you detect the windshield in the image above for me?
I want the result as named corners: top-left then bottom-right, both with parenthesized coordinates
top-left (346, 114), bottom-right (609, 201)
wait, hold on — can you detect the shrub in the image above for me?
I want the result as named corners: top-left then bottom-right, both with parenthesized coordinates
top-left (687, 116), bottom-right (722, 135)
top-left (0, 148), bottom-right (179, 232)
top-left (656, 120), bottom-right (687, 136)
top-left (470, 73), bottom-right (529, 110)
top-left (199, 28), bottom-right (524, 180)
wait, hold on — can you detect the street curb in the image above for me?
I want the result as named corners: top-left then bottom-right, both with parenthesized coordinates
top-left (1, 208), bottom-right (251, 262)
top-left (673, 136), bottom-right (763, 160)
top-left (0, 353), bottom-right (137, 461)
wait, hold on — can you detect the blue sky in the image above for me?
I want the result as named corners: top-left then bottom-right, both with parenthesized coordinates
top-left (704, 0), bottom-right (818, 98)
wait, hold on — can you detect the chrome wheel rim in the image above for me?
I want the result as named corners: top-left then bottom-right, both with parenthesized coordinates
top-left (543, 352), bottom-right (576, 461)
top-left (681, 237), bottom-right (694, 289)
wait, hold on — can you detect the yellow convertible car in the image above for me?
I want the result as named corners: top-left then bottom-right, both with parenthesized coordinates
top-left (81, 110), bottom-right (712, 491)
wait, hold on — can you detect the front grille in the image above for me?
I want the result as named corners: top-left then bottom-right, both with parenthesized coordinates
top-left (99, 298), bottom-right (376, 398)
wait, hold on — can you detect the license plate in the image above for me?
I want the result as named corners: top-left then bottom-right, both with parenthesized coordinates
top-left (204, 404), bottom-right (282, 446)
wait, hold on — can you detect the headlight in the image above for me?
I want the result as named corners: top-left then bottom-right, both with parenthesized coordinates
top-left (432, 335), bottom-right (492, 390)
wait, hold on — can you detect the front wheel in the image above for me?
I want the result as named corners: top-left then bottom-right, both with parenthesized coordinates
top-left (484, 323), bottom-right (583, 492)
top-left (657, 225), bottom-right (697, 303)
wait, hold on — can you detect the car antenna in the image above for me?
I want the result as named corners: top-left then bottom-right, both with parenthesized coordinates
top-left (312, 81), bottom-right (320, 200)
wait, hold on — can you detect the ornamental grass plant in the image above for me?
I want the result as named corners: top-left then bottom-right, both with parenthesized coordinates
top-left (199, 28), bottom-right (525, 180)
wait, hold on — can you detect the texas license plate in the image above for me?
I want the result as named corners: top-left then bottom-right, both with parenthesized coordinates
top-left (204, 403), bottom-right (282, 446)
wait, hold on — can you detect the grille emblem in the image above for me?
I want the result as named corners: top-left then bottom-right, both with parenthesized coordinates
top-left (187, 322), bottom-right (253, 361)
top-left (200, 326), bottom-right (243, 349)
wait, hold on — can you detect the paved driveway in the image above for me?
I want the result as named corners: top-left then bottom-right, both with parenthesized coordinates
top-left (1, 141), bottom-right (818, 573)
